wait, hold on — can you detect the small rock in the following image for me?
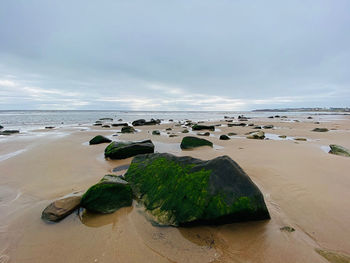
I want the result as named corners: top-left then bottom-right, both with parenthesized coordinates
top-left (45, 126), bottom-right (55, 129)
top-left (180, 136), bottom-right (213, 149)
top-left (197, 132), bottom-right (210, 136)
top-left (219, 135), bottom-right (230, 140)
top-left (192, 124), bottom-right (215, 131)
top-left (247, 131), bottom-right (265, 140)
top-left (0, 130), bottom-right (20, 135)
top-left (102, 125), bottom-right (110, 128)
top-left (280, 226), bottom-right (295, 232)
top-left (111, 123), bottom-right (128, 127)
top-left (329, 144), bottom-right (350, 157)
top-left (152, 130), bottom-right (161, 135)
top-left (278, 135), bottom-right (287, 138)
top-left (89, 135), bottom-right (112, 145)
top-left (228, 132), bottom-right (237, 136)
top-left (294, 138), bottom-right (307, 141)
top-left (312, 128), bottom-right (328, 132)
top-left (121, 126), bottom-right (136, 133)
top-left (182, 129), bottom-right (189, 133)
top-left (263, 125), bottom-right (274, 129)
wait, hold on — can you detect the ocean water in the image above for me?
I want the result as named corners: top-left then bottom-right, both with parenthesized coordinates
top-left (0, 110), bottom-right (346, 132)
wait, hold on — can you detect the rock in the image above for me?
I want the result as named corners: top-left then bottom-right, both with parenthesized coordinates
top-left (263, 125), bottom-right (274, 129)
top-left (95, 121), bottom-right (103, 124)
top-left (99, 118), bottom-right (113, 121)
top-left (228, 132), bottom-right (237, 136)
top-left (253, 126), bottom-right (262, 129)
top-left (274, 115), bottom-right (280, 118)
top-left (81, 175), bottom-right (133, 214)
top-left (105, 140), bottom-right (155, 159)
top-left (0, 125), bottom-right (3, 129)
top-left (224, 116), bottom-right (234, 119)
top-left (278, 135), bottom-right (287, 138)
top-left (281, 116), bottom-right (287, 118)
top-left (152, 130), bottom-right (160, 135)
top-left (314, 121), bottom-right (320, 124)
top-left (294, 120), bottom-right (300, 122)
top-left (93, 123), bottom-right (102, 126)
top-left (228, 123), bottom-right (246, 127)
top-left (280, 226), bottom-right (295, 232)
top-left (192, 124), bottom-right (215, 131)
top-left (307, 116), bottom-right (313, 119)
top-left (111, 123), bottom-right (128, 127)
top-left (145, 119), bottom-right (161, 125)
top-left (312, 128), bottom-right (329, 132)
top-left (247, 131), bottom-right (265, 140)
top-left (197, 132), bottom-right (210, 136)
top-left (180, 136), bottom-right (213, 149)
top-left (268, 116), bottom-right (274, 119)
top-left (219, 135), bottom-right (230, 140)
top-left (0, 130), bottom-right (20, 135)
top-left (225, 119), bottom-right (233, 122)
top-left (102, 125), bottom-right (110, 128)
top-left (118, 119), bottom-right (123, 121)
top-left (45, 126), bottom-right (55, 129)
top-left (121, 126), bottom-right (136, 133)
top-left (124, 153), bottom-right (270, 226)
top-left (248, 123), bottom-right (254, 126)
top-left (169, 134), bottom-right (178, 137)
top-left (166, 128), bottom-right (172, 131)
top-left (41, 192), bottom-right (83, 222)
top-left (329, 144), bottom-right (350, 157)
top-left (132, 119), bottom-right (146, 126)
top-left (238, 115), bottom-right (248, 121)
top-left (294, 138), bottom-right (307, 141)
top-left (169, 119), bottom-right (173, 122)
top-left (89, 135), bottom-right (112, 145)
top-left (182, 129), bottom-right (189, 133)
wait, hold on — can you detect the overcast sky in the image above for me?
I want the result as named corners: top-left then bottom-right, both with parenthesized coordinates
top-left (0, 0), bottom-right (349, 110)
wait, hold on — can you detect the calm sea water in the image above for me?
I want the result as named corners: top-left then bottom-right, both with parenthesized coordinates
top-left (0, 110), bottom-right (346, 132)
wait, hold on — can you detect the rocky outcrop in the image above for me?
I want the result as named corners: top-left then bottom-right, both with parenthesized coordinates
top-left (0, 130), bottom-right (20, 135)
top-left (104, 140), bottom-right (155, 159)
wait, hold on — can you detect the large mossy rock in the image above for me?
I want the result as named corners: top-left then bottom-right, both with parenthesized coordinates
top-left (192, 124), bottom-right (215, 131)
top-left (42, 192), bottom-right (82, 222)
top-left (89, 135), bottom-right (112, 145)
top-left (180, 136), bottom-right (213, 149)
top-left (124, 153), bottom-right (270, 226)
top-left (105, 140), bottom-right (155, 159)
top-left (329, 144), bottom-right (350, 157)
top-left (81, 175), bottom-right (133, 213)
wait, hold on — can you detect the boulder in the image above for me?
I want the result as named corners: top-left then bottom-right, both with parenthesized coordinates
top-left (278, 135), bottom-right (287, 139)
top-left (228, 123), bottom-right (246, 127)
top-left (253, 126), bottom-right (262, 129)
top-left (124, 153), bottom-right (270, 226)
top-left (89, 135), bottom-right (112, 145)
top-left (197, 132), bottom-right (210, 136)
top-left (180, 136), bottom-right (213, 149)
top-left (0, 125), bottom-right (3, 129)
top-left (111, 123), bottom-right (128, 127)
top-left (81, 175), bottom-right (133, 214)
top-left (105, 140), bottom-right (155, 159)
top-left (219, 135), bottom-right (230, 140)
top-left (247, 131), bottom-right (265, 140)
top-left (41, 192), bottom-right (83, 222)
top-left (0, 130), bottom-right (19, 135)
top-left (132, 119), bottom-right (146, 126)
top-left (329, 144), bottom-right (350, 157)
top-left (118, 119), bottom-right (123, 121)
top-left (192, 124), bottom-right (215, 131)
top-left (312, 128), bottom-right (329, 132)
top-left (152, 130), bottom-right (160, 135)
top-left (121, 126), bottom-right (136, 133)
top-left (182, 129), bottom-right (189, 133)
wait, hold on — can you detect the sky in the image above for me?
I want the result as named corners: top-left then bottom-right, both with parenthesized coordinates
top-left (0, 0), bottom-right (349, 111)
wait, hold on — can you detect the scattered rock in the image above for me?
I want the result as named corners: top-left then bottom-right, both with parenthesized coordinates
top-left (41, 192), bottom-right (83, 222)
top-left (124, 153), bottom-right (270, 226)
top-left (152, 130), bottom-right (161, 135)
top-left (192, 124), bottom-right (215, 131)
top-left (238, 115), bottom-right (248, 121)
top-left (182, 129), bottom-right (189, 133)
top-left (329, 144), bottom-right (350, 157)
top-left (180, 136), bottom-right (213, 149)
top-left (121, 126), bottom-right (136, 133)
top-left (104, 140), bottom-right (155, 159)
top-left (197, 132), bottom-right (210, 136)
top-left (274, 115), bottom-right (280, 118)
top-left (111, 123), bottom-right (128, 127)
top-left (89, 135), bottom-right (112, 145)
top-left (81, 175), bottom-right (132, 214)
top-left (93, 123), bottom-right (102, 126)
top-left (45, 126), bottom-right (55, 129)
top-left (169, 134), bottom-right (178, 137)
top-left (228, 132), bottom-right (237, 136)
top-left (0, 130), bottom-right (20, 135)
top-left (268, 116), bottom-right (274, 119)
top-left (278, 135), bottom-right (287, 139)
top-left (166, 128), bottom-right (172, 131)
top-left (294, 138), bottom-right (307, 141)
top-left (219, 135), bottom-right (230, 140)
top-left (169, 119), bottom-right (173, 122)
top-left (253, 126), bottom-right (262, 129)
top-left (280, 226), bottom-right (295, 232)
top-left (118, 119), bottom-right (123, 121)
top-left (312, 128), bottom-right (329, 132)
top-left (102, 125), bottom-right (110, 128)
top-left (132, 119), bottom-right (161, 126)
top-left (307, 116), bottom-right (313, 119)
top-left (294, 120), bottom-right (300, 122)
top-left (0, 125), bottom-right (3, 129)
top-left (248, 123), bottom-right (254, 126)
top-left (314, 122), bottom-right (320, 124)
top-left (247, 131), bottom-right (265, 140)
top-left (263, 125), bottom-right (274, 129)
top-left (228, 123), bottom-right (246, 127)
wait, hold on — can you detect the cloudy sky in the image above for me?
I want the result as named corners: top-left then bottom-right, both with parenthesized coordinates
top-left (0, 0), bottom-right (349, 110)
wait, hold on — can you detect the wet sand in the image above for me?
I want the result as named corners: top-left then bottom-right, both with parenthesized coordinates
top-left (0, 115), bottom-right (350, 262)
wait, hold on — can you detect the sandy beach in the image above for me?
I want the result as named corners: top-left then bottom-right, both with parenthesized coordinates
top-left (1, 114), bottom-right (350, 263)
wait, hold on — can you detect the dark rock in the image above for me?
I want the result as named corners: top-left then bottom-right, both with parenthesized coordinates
top-left (294, 138), bottom-right (307, 141)
top-left (219, 135), bottom-right (230, 140)
top-left (268, 116), bottom-right (274, 119)
top-left (247, 131), bottom-right (265, 140)
top-left (185, 122), bottom-right (193, 127)
top-left (253, 126), bottom-right (262, 129)
top-left (238, 117), bottom-right (248, 121)
top-left (0, 130), bottom-right (20, 135)
top-left (263, 125), bottom-right (274, 129)
top-left (93, 123), bottom-right (102, 126)
top-left (45, 126), bottom-right (55, 129)
top-left (95, 121), bottom-right (103, 124)
top-left (99, 118), bottom-right (113, 121)
top-left (42, 193), bottom-right (82, 222)
top-left (121, 126), bottom-right (136, 133)
top-left (169, 119), bottom-right (173, 122)
top-left (182, 129), bottom-right (189, 133)
top-left (124, 153), bottom-right (270, 226)
top-left (169, 134), bottom-right (178, 137)
top-left (118, 119), bottom-right (123, 121)
top-left (307, 116), bottom-right (313, 119)
top-left (329, 144), bottom-right (350, 157)
top-left (152, 130), bottom-right (161, 135)
top-left (166, 128), bottom-right (172, 131)
top-left (280, 226), bottom-right (295, 232)
top-left (314, 122), bottom-right (320, 124)
top-left (228, 123), bottom-right (246, 127)
top-left (81, 175), bottom-right (133, 214)
top-left (0, 125), bottom-right (3, 129)
top-left (102, 125), bottom-right (110, 128)
top-left (145, 119), bottom-right (161, 125)
top-left (105, 140), bottom-right (155, 159)
top-left (228, 132), bottom-right (237, 136)
top-left (111, 123), bottom-right (128, 127)
top-left (248, 123), bottom-right (254, 126)
top-left (312, 128), bottom-right (329, 132)
top-left (192, 124), bottom-right (215, 131)
top-left (274, 115), bottom-right (280, 118)
top-left (278, 135), bottom-right (287, 138)
top-left (225, 120), bottom-right (233, 122)
top-left (180, 136), bottom-right (213, 149)
top-left (89, 135), bottom-right (112, 145)
top-left (197, 132), bottom-right (210, 136)
top-left (132, 119), bottom-right (146, 126)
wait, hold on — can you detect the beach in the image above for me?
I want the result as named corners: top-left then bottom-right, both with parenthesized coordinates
top-left (0, 113), bottom-right (350, 263)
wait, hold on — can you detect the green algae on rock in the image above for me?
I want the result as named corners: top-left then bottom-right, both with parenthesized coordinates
top-left (180, 136), bottom-right (213, 149)
top-left (104, 140), bottom-right (155, 159)
top-left (124, 153), bottom-right (270, 226)
top-left (89, 135), bottom-right (112, 145)
top-left (121, 126), bottom-right (136, 133)
top-left (329, 144), bottom-right (350, 157)
top-left (81, 175), bottom-right (133, 214)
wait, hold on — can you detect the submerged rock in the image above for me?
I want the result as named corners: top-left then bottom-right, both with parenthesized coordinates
top-left (121, 126), bottom-right (136, 133)
top-left (192, 124), bottom-right (215, 131)
top-left (124, 153), bottom-right (270, 226)
top-left (219, 135), bottom-right (230, 140)
top-left (42, 192), bottom-right (83, 222)
top-left (247, 131), bottom-right (265, 140)
top-left (89, 135), bottom-right (112, 145)
top-left (152, 130), bottom-right (160, 135)
top-left (180, 136), bottom-right (213, 149)
top-left (105, 140), bottom-right (155, 159)
top-left (329, 144), bottom-right (350, 157)
top-left (81, 175), bottom-right (133, 214)
top-left (279, 135), bottom-right (287, 139)
top-left (312, 128), bottom-right (329, 132)
top-left (93, 123), bottom-right (102, 126)
top-left (45, 126), bottom-right (55, 129)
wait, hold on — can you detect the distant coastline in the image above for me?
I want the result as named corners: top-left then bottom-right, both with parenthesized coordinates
top-left (253, 107), bottom-right (350, 113)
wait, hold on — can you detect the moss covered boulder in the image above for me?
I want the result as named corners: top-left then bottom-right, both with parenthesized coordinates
top-left (329, 144), bottom-right (350, 157)
top-left (105, 140), bottom-right (155, 159)
top-left (121, 126), bottom-right (136, 133)
top-left (81, 175), bottom-right (133, 213)
top-left (124, 153), bottom-right (270, 226)
top-left (192, 124), bottom-right (215, 131)
top-left (180, 136), bottom-right (213, 149)
top-left (89, 135), bottom-right (112, 145)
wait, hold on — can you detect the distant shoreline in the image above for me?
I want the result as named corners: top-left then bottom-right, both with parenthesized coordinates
top-left (253, 108), bottom-right (350, 113)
